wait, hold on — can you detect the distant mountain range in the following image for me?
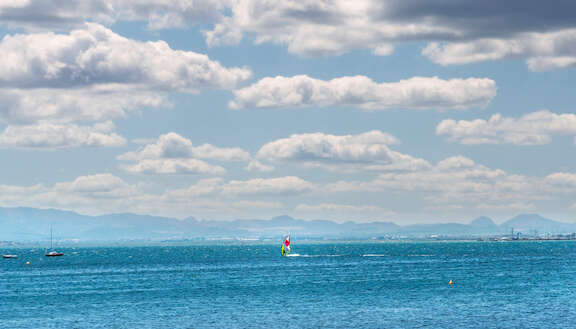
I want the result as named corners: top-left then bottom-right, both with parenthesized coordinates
top-left (0, 207), bottom-right (575, 242)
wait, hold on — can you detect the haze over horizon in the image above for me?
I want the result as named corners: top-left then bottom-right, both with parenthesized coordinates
top-left (1, 1), bottom-right (576, 225)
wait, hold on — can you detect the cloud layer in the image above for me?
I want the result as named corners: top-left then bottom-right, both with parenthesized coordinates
top-left (0, 23), bottom-right (251, 91)
top-left (231, 75), bottom-right (496, 111)
top-left (3, 0), bottom-right (576, 70)
top-left (437, 110), bottom-right (576, 145)
top-left (0, 87), bottom-right (168, 125)
top-left (257, 130), bottom-right (429, 172)
top-left (0, 23), bottom-right (251, 148)
top-left (119, 132), bottom-right (250, 175)
top-left (327, 155), bottom-right (547, 211)
top-left (0, 121), bottom-right (125, 148)
top-left (423, 30), bottom-right (576, 71)
top-left (0, 0), bottom-right (226, 31)
top-left (205, 0), bottom-right (576, 70)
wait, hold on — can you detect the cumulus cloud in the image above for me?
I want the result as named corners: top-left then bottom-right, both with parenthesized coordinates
top-left (0, 23), bottom-right (250, 91)
top-left (0, 174), bottom-right (139, 215)
top-left (230, 75), bottom-right (496, 111)
top-left (5, 0), bottom-right (576, 70)
top-left (206, 0), bottom-right (458, 56)
top-left (202, 0), bottom-right (576, 67)
top-left (53, 173), bottom-right (131, 196)
top-left (0, 121), bottom-right (125, 148)
top-left (327, 155), bottom-right (544, 209)
top-left (0, 0), bottom-right (226, 31)
top-left (166, 176), bottom-right (314, 197)
top-left (119, 132), bottom-right (251, 162)
top-left (423, 30), bottom-right (576, 71)
top-left (256, 130), bottom-right (429, 172)
top-left (0, 174), bottom-right (296, 217)
top-left (546, 173), bottom-right (576, 187)
top-left (222, 176), bottom-right (314, 196)
top-left (245, 160), bottom-right (275, 172)
top-left (0, 87), bottom-right (168, 125)
top-left (121, 158), bottom-right (227, 175)
top-left (437, 110), bottom-right (576, 145)
top-left (0, 174), bottom-right (286, 218)
top-left (119, 132), bottom-right (250, 175)
top-left (0, 23), bottom-right (250, 127)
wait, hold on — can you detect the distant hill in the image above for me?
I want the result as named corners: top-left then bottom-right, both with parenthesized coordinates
top-left (469, 216), bottom-right (498, 228)
top-left (501, 214), bottom-right (576, 233)
top-left (0, 207), bottom-right (574, 242)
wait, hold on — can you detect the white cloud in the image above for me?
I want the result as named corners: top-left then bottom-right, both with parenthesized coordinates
top-left (53, 173), bottom-right (131, 195)
top-left (0, 23), bottom-right (251, 91)
top-left (118, 132), bottom-right (251, 175)
top-left (167, 176), bottom-right (314, 197)
top-left (5, 0), bottom-right (576, 72)
top-left (119, 132), bottom-right (251, 162)
top-left (206, 0), bottom-right (457, 56)
top-left (0, 121), bottom-right (125, 148)
top-left (437, 110), bottom-right (576, 145)
top-left (0, 174), bottom-right (140, 214)
top-left (0, 0), bottom-right (226, 31)
top-left (222, 176), bottom-right (313, 196)
top-left (0, 87), bottom-right (168, 125)
top-left (201, 0), bottom-right (576, 70)
top-left (230, 75), bottom-right (496, 111)
top-left (0, 23), bottom-right (250, 127)
top-left (372, 44), bottom-right (395, 56)
top-left (0, 174), bottom-right (286, 218)
top-left (245, 160), bottom-right (275, 172)
top-left (256, 130), bottom-right (429, 172)
top-left (546, 173), bottom-right (576, 187)
top-left (326, 156), bottom-right (545, 209)
top-left (423, 29), bottom-right (576, 71)
top-left (121, 158), bottom-right (227, 175)
top-left (0, 1), bottom-right (31, 7)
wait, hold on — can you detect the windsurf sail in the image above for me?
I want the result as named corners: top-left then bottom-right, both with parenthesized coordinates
top-left (281, 235), bottom-right (291, 256)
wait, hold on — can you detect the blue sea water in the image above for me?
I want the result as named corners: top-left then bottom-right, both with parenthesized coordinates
top-left (1, 241), bottom-right (576, 328)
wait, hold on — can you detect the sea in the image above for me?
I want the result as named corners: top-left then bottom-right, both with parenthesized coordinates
top-left (1, 241), bottom-right (575, 328)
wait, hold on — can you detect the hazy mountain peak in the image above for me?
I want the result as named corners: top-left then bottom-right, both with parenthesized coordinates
top-left (502, 213), bottom-right (575, 233)
top-left (469, 216), bottom-right (496, 227)
top-left (505, 214), bottom-right (554, 225)
top-left (271, 215), bottom-right (296, 223)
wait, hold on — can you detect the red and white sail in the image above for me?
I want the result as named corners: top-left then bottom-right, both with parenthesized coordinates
top-left (281, 235), bottom-right (291, 256)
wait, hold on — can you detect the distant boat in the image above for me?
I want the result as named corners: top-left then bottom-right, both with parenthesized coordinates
top-left (45, 226), bottom-right (64, 257)
top-left (45, 251), bottom-right (64, 257)
top-left (281, 235), bottom-right (291, 256)
top-left (2, 254), bottom-right (18, 259)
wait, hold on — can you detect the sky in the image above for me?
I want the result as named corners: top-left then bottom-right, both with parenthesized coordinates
top-left (0, 0), bottom-right (575, 224)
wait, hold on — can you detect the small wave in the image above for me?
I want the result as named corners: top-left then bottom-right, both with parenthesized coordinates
top-left (362, 254), bottom-right (388, 257)
top-left (286, 254), bottom-right (342, 258)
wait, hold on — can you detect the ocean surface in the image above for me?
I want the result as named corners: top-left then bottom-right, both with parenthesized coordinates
top-left (1, 241), bottom-right (576, 328)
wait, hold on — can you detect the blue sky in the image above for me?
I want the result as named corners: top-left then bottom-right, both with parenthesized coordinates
top-left (0, 0), bottom-right (575, 224)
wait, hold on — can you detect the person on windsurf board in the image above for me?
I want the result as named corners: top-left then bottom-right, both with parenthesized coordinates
top-left (281, 235), bottom-right (291, 256)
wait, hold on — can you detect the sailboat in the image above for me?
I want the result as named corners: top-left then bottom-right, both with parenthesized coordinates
top-left (281, 235), bottom-right (291, 256)
top-left (45, 226), bottom-right (64, 257)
